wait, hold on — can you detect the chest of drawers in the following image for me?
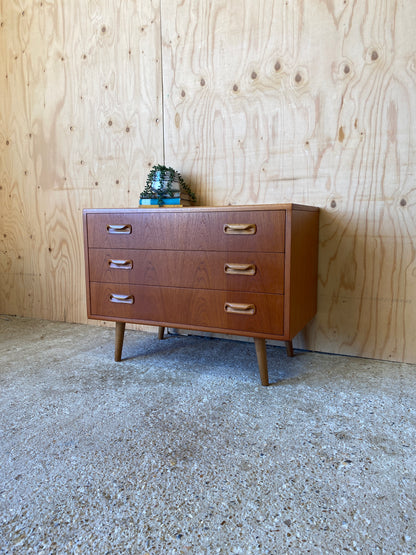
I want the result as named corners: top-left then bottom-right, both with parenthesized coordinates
top-left (83, 204), bottom-right (319, 385)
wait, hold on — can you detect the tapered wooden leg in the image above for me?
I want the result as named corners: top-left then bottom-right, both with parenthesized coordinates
top-left (285, 340), bottom-right (294, 357)
top-left (254, 337), bottom-right (269, 386)
top-left (158, 326), bottom-right (165, 340)
top-left (115, 321), bottom-right (126, 362)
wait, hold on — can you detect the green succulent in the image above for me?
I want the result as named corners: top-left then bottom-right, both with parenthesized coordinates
top-left (140, 164), bottom-right (196, 207)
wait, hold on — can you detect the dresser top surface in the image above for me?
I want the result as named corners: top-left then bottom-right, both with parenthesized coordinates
top-left (83, 203), bottom-right (319, 214)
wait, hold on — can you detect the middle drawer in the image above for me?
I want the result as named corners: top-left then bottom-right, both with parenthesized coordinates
top-left (88, 249), bottom-right (285, 294)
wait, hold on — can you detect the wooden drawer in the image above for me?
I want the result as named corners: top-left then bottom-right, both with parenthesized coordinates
top-left (89, 283), bottom-right (284, 336)
top-left (85, 210), bottom-right (285, 252)
top-left (87, 249), bottom-right (285, 294)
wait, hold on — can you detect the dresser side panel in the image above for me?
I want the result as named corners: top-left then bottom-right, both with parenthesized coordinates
top-left (83, 211), bottom-right (93, 319)
top-left (287, 208), bottom-right (320, 338)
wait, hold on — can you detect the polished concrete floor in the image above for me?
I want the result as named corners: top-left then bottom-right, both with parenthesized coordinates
top-left (0, 316), bottom-right (415, 554)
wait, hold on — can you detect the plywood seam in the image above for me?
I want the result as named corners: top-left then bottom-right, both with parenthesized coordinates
top-left (159, 0), bottom-right (166, 164)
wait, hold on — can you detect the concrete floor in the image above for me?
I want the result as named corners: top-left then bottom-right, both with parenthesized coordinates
top-left (0, 316), bottom-right (415, 554)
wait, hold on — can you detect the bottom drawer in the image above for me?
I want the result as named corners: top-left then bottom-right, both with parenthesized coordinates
top-left (89, 283), bottom-right (284, 336)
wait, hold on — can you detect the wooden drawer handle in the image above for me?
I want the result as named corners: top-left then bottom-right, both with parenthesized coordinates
top-left (223, 223), bottom-right (257, 235)
top-left (224, 263), bottom-right (256, 276)
top-left (224, 302), bottom-right (256, 315)
top-left (106, 224), bottom-right (132, 234)
top-left (109, 293), bottom-right (134, 305)
top-left (108, 259), bottom-right (133, 270)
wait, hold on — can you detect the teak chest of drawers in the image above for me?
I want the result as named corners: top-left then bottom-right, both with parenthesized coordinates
top-left (83, 204), bottom-right (319, 385)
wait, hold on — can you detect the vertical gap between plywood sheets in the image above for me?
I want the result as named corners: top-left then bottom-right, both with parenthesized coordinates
top-left (159, 0), bottom-right (166, 165)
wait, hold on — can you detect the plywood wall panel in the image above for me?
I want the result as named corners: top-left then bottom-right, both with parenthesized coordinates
top-left (162, 0), bottom-right (416, 363)
top-left (1, 0), bottom-right (416, 364)
top-left (0, 0), bottom-right (163, 322)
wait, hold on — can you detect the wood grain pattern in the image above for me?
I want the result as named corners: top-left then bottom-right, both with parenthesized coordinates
top-left (85, 208), bottom-right (286, 251)
top-left (162, 0), bottom-right (416, 362)
top-left (1, 0), bottom-right (416, 364)
top-left (89, 282), bottom-right (285, 337)
top-left (88, 248), bottom-right (285, 294)
top-left (0, 0), bottom-right (162, 322)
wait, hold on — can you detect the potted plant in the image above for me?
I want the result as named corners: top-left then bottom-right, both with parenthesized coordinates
top-left (140, 164), bottom-right (196, 207)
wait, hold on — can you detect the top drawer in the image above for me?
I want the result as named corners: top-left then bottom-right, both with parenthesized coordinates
top-left (85, 210), bottom-right (286, 252)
